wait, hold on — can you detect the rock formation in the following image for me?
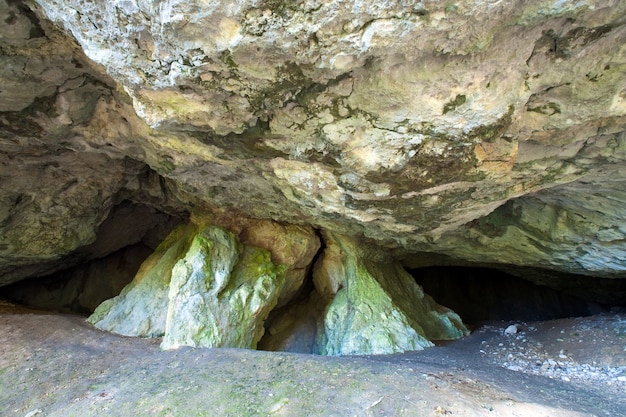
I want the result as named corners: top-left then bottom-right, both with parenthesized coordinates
top-left (1, 0), bottom-right (626, 354)
top-left (314, 232), bottom-right (468, 355)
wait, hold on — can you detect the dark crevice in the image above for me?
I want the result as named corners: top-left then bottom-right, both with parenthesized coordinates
top-left (410, 266), bottom-right (618, 329)
top-left (257, 228), bottom-right (327, 353)
top-left (1, 243), bottom-right (153, 315)
top-left (301, 228), bottom-right (326, 297)
top-left (0, 200), bottom-right (187, 315)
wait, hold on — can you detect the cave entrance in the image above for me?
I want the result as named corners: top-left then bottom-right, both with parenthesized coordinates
top-left (0, 200), bottom-right (186, 315)
top-left (3, 258), bottom-right (625, 331)
top-left (409, 266), bottom-right (623, 329)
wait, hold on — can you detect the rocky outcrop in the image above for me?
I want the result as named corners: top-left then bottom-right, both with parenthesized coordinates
top-left (1, 0), bottom-right (626, 353)
top-left (89, 220), bottom-right (320, 350)
top-left (259, 232), bottom-right (469, 355)
top-left (88, 224), bottom-right (194, 338)
top-left (161, 225), bottom-right (286, 350)
top-left (0, 0), bottom-right (187, 286)
top-left (8, 0), bottom-right (622, 281)
top-left (314, 232), bottom-right (468, 355)
top-left (90, 222), bottom-right (467, 354)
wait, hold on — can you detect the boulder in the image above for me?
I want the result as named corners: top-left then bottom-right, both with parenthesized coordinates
top-left (314, 232), bottom-right (468, 355)
top-left (162, 225), bottom-right (285, 350)
top-left (90, 222), bottom-right (288, 349)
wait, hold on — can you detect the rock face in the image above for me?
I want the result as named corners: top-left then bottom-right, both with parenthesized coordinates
top-left (89, 221), bottom-right (323, 350)
top-left (0, 0), bottom-right (187, 286)
top-left (13, 0), bottom-right (624, 280)
top-left (315, 232), bottom-right (469, 355)
top-left (88, 224), bottom-right (195, 338)
top-left (90, 222), bottom-right (467, 354)
top-left (162, 225), bottom-right (286, 350)
top-left (1, 0), bottom-right (626, 353)
top-left (261, 232), bottom-right (469, 355)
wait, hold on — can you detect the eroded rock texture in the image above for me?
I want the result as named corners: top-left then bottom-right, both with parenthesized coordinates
top-left (315, 232), bottom-right (469, 355)
top-left (14, 0), bottom-right (624, 278)
top-left (89, 221), bottom-right (321, 350)
top-left (90, 221), bottom-right (466, 354)
top-left (0, 0), bottom-right (187, 286)
top-left (1, 0), bottom-right (626, 353)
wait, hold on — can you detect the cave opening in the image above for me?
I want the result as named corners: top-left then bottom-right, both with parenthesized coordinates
top-left (409, 265), bottom-right (625, 329)
top-left (3, 247), bottom-right (625, 337)
top-left (0, 200), bottom-right (187, 315)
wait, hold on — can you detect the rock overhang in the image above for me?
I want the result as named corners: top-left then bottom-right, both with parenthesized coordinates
top-left (1, 0), bottom-right (626, 289)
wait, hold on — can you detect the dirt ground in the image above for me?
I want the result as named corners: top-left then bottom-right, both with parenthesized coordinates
top-left (1, 300), bottom-right (625, 417)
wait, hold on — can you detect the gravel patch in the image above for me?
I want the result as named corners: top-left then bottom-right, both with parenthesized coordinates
top-left (477, 313), bottom-right (626, 397)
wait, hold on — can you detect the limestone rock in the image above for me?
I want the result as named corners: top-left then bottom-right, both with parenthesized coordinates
top-left (241, 220), bottom-right (320, 307)
top-left (162, 226), bottom-right (285, 350)
top-left (314, 232), bottom-right (468, 355)
top-left (2, 0), bottom-right (626, 313)
top-left (90, 222), bottom-right (288, 349)
top-left (0, 0), bottom-right (185, 286)
top-left (88, 224), bottom-right (195, 337)
top-left (20, 0), bottom-right (626, 282)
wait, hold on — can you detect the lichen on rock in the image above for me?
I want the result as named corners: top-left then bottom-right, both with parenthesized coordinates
top-left (314, 232), bottom-right (469, 356)
top-left (89, 220), bottom-right (467, 355)
top-left (162, 225), bottom-right (286, 350)
top-left (90, 221), bottom-right (288, 350)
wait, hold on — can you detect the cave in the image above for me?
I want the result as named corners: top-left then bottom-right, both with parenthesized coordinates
top-left (410, 266), bottom-right (622, 328)
top-left (2, 0), bottom-right (626, 415)
top-left (3, 245), bottom-right (625, 349)
top-left (0, 200), bottom-right (186, 314)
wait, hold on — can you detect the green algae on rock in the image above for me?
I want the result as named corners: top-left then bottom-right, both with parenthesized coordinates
top-left (90, 223), bottom-right (287, 350)
top-left (315, 232), bottom-right (469, 355)
top-left (162, 226), bottom-right (286, 350)
top-left (88, 224), bottom-right (197, 337)
top-left (89, 222), bottom-right (468, 355)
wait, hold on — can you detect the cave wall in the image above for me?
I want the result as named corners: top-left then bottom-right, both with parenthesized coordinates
top-left (413, 266), bottom-right (609, 325)
top-left (4, 0), bottom-right (623, 278)
top-left (1, 0), bottom-right (626, 354)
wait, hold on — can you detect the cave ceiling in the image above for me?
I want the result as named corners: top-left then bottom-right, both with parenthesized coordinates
top-left (1, 0), bottom-right (626, 286)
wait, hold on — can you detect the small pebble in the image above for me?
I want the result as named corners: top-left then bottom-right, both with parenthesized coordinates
top-left (504, 325), bottom-right (518, 335)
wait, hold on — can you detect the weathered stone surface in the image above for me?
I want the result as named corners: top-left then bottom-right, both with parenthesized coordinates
top-left (15, 0), bottom-right (624, 282)
top-left (241, 220), bottom-right (320, 307)
top-left (2, 0), bottom-right (626, 344)
top-left (314, 232), bottom-right (468, 355)
top-left (90, 222), bottom-right (288, 349)
top-left (0, 0), bottom-right (187, 286)
top-left (88, 224), bottom-right (195, 337)
top-left (162, 225), bottom-right (285, 350)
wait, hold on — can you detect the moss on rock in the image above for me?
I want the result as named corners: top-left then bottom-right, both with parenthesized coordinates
top-left (315, 232), bottom-right (469, 356)
top-left (162, 226), bottom-right (286, 349)
top-left (89, 222), bottom-right (288, 350)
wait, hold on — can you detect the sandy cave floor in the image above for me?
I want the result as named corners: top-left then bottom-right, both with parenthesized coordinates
top-left (1, 300), bottom-right (625, 417)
